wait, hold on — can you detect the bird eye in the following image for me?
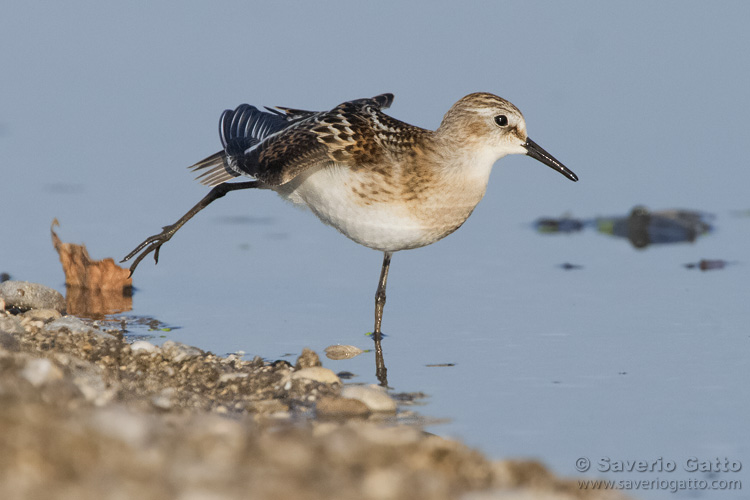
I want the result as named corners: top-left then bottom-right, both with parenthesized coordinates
top-left (494, 115), bottom-right (509, 127)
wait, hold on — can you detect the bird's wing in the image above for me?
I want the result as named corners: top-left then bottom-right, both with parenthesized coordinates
top-left (191, 104), bottom-right (293, 186)
top-left (191, 94), bottom-right (411, 187)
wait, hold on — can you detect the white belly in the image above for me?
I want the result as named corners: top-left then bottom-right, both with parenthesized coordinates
top-left (273, 165), bottom-right (435, 252)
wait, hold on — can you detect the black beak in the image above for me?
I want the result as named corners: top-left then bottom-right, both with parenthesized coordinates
top-left (524, 138), bottom-right (578, 182)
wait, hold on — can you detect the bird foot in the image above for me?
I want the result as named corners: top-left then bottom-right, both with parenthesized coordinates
top-left (121, 224), bottom-right (178, 277)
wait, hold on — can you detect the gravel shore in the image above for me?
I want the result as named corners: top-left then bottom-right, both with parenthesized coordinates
top-left (0, 281), bottom-right (625, 500)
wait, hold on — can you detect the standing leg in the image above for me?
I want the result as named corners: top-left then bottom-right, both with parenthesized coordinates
top-left (373, 251), bottom-right (392, 387)
top-left (373, 251), bottom-right (392, 339)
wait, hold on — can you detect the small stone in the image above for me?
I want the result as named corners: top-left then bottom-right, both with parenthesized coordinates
top-left (324, 344), bottom-right (364, 360)
top-left (0, 281), bottom-right (66, 313)
top-left (294, 347), bottom-right (322, 369)
top-left (20, 317), bottom-right (45, 331)
top-left (247, 399), bottom-right (289, 415)
top-left (316, 396), bottom-right (371, 418)
top-left (22, 308), bottom-right (63, 324)
top-left (0, 331), bottom-right (20, 351)
top-left (162, 340), bottom-right (203, 362)
top-left (72, 366), bottom-right (116, 405)
top-left (21, 358), bottom-right (64, 387)
top-left (358, 425), bottom-right (422, 446)
top-left (291, 367), bottom-right (341, 385)
top-left (0, 315), bottom-right (25, 336)
top-left (90, 408), bottom-right (151, 446)
top-left (219, 372), bottom-right (249, 383)
top-left (341, 385), bottom-right (397, 413)
top-left (130, 340), bottom-right (158, 353)
top-left (44, 317), bottom-right (111, 339)
top-left (152, 388), bottom-right (175, 410)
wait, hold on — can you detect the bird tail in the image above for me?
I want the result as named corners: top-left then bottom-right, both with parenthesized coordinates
top-left (189, 104), bottom-right (290, 186)
top-left (188, 151), bottom-right (237, 186)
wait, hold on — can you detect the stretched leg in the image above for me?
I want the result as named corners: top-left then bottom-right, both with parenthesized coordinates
top-left (121, 181), bottom-right (260, 275)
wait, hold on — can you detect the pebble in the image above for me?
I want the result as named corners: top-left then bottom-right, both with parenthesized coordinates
top-left (219, 372), bottom-right (249, 383)
top-left (0, 281), bottom-right (66, 313)
top-left (324, 344), bottom-right (364, 360)
top-left (22, 308), bottom-right (63, 324)
top-left (291, 367), bottom-right (341, 385)
top-left (21, 358), bottom-right (64, 387)
top-left (90, 407), bottom-right (152, 446)
top-left (341, 385), bottom-right (397, 413)
top-left (247, 399), bottom-right (289, 415)
top-left (162, 341), bottom-right (204, 363)
top-left (44, 317), bottom-right (111, 339)
top-left (316, 396), bottom-right (371, 418)
top-left (130, 340), bottom-right (158, 353)
top-left (152, 388), bottom-right (176, 410)
top-left (294, 347), bottom-right (322, 369)
top-left (0, 315), bottom-right (25, 336)
top-left (0, 331), bottom-right (20, 351)
top-left (71, 365), bottom-right (115, 406)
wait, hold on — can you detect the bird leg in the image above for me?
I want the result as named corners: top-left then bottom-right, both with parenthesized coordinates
top-left (372, 251), bottom-right (392, 386)
top-left (121, 181), bottom-right (261, 276)
top-left (373, 251), bottom-right (392, 339)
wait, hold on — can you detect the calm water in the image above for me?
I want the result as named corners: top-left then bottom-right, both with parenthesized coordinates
top-left (3, 2), bottom-right (749, 498)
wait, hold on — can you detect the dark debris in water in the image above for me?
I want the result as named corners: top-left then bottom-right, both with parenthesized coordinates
top-left (600, 206), bottom-right (713, 249)
top-left (535, 216), bottom-right (584, 234)
top-left (559, 262), bottom-right (583, 270)
top-left (684, 259), bottom-right (733, 271)
top-left (391, 391), bottom-right (430, 404)
top-left (535, 206), bottom-right (714, 249)
top-left (86, 314), bottom-right (182, 341)
top-left (0, 273), bottom-right (10, 283)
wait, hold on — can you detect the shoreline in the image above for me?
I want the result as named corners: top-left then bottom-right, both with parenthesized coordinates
top-left (0, 280), bottom-right (624, 500)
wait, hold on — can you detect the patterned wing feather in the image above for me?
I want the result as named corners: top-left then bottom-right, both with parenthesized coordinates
top-left (191, 94), bottom-right (411, 187)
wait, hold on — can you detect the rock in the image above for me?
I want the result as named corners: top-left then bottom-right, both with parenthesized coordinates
top-left (162, 341), bottom-right (203, 362)
top-left (341, 385), bottom-right (397, 413)
top-left (294, 347), bottom-right (322, 369)
top-left (0, 281), bottom-right (66, 313)
top-left (130, 340), bottom-right (158, 353)
top-left (324, 344), bottom-right (364, 360)
top-left (44, 316), bottom-right (111, 339)
top-left (291, 367), bottom-right (341, 385)
top-left (316, 396), bottom-right (371, 418)
top-left (22, 308), bottom-right (63, 324)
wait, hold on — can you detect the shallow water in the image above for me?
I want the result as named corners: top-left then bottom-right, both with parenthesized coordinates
top-left (3, 2), bottom-right (750, 498)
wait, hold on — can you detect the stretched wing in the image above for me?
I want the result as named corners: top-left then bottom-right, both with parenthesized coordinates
top-left (191, 93), bottom-right (410, 187)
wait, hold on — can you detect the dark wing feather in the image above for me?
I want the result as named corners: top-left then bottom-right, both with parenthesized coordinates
top-left (191, 94), bottom-right (402, 187)
top-left (191, 104), bottom-right (292, 186)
